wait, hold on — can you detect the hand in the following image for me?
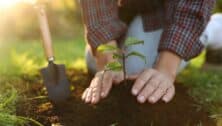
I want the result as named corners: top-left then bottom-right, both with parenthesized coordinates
top-left (130, 51), bottom-right (181, 104)
top-left (82, 40), bottom-right (124, 104)
top-left (82, 70), bottom-right (125, 104)
top-left (131, 68), bottom-right (176, 104)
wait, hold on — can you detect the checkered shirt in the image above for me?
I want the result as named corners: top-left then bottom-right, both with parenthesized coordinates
top-left (80, 0), bottom-right (215, 60)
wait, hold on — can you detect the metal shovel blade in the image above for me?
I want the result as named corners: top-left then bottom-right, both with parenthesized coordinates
top-left (41, 62), bottom-right (71, 103)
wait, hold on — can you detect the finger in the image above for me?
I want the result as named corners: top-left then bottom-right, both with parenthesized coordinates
top-left (137, 79), bottom-right (160, 103)
top-left (162, 86), bottom-right (175, 103)
top-left (101, 72), bottom-right (113, 98)
top-left (90, 76), bottom-right (102, 104)
top-left (148, 83), bottom-right (167, 104)
top-left (85, 88), bottom-right (93, 103)
top-left (91, 85), bottom-right (102, 104)
top-left (132, 69), bottom-right (154, 96)
top-left (81, 88), bottom-right (89, 101)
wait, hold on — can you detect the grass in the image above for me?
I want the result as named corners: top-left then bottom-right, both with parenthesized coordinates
top-left (0, 79), bottom-right (22, 126)
top-left (1, 36), bottom-right (222, 125)
top-left (0, 37), bottom-right (86, 126)
top-left (0, 77), bottom-right (45, 126)
top-left (0, 37), bottom-right (86, 76)
top-left (178, 52), bottom-right (222, 125)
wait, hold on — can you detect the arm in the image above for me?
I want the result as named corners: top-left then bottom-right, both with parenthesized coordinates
top-left (154, 51), bottom-right (181, 79)
top-left (131, 0), bottom-right (216, 104)
top-left (155, 0), bottom-right (216, 84)
top-left (158, 0), bottom-right (216, 61)
top-left (81, 0), bottom-right (128, 104)
top-left (80, 0), bottom-right (127, 54)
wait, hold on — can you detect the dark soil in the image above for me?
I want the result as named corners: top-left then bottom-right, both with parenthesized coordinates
top-left (206, 47), bottom-right (222, 65)
top-left (17, 69), bottom-right (216, 126)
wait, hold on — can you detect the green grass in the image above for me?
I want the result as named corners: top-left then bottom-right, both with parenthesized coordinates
top-left (0, 77), bottom-right (45, 126)
top-left (0, 37), bottom-right (86, 76)
top-left (0, 37), bottom-right (86, 126)
top-left (178, 52), bottom-right (222, 123)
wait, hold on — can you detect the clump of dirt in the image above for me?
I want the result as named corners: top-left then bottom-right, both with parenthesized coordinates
top-left (17, 69), bottom-right (216, 126)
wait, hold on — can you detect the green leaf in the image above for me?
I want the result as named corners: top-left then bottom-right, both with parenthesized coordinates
top-left (124, 37), bottom-right (144, 47)
top-left (113, 53), bottom-right (123, 59)
top-left (97, 44), bottom-right (119, 53)
top-left (105, 62), bottom-right (123, 71)
top-left (126, 51), bottom-right (146, 64)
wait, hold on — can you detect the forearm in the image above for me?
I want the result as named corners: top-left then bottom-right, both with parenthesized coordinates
top-left (154, 51), bottom-right (182, 80)
top-left (158, 0), bottom-right (215, 61)
top-left (95, 40), bottom-right (118, 71)
top-left (80, 0), bottom-right (127, 54)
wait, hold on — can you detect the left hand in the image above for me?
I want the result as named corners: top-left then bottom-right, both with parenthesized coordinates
top-left (130, 51), bottom-right (181, 104)
top-left (130, 68), bottom-right (176, 104)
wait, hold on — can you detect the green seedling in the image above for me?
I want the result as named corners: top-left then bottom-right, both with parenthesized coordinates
top-left (97, 37), bottom-right (146, 84)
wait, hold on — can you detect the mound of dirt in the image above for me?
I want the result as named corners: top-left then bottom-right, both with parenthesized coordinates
top-left (17, 70), bottom-right (216, 126)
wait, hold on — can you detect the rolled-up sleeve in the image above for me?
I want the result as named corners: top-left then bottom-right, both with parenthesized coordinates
top-left (80, 0), bottom-right (127, 52)
top-left (158, 0), bottom-right (216, 61)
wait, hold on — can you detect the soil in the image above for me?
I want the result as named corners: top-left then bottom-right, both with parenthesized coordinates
top-left (206, 47), bottom-right (222, 65)
top-left (16, 69), bottom-right (216, 126)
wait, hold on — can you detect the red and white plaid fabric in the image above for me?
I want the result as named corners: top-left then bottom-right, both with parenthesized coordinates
top-left (80, 0), bottom-right (216, 61)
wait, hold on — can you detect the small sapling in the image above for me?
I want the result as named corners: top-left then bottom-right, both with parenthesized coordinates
top-left (97, 37), bottom-right (146, 84)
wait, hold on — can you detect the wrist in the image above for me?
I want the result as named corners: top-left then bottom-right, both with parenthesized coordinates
top-left (154, 51), bottom-right (182, 80)
top-left (95, 40), bottom-right (118, 56)
top-left (95, 40), bottom-right (118, 70)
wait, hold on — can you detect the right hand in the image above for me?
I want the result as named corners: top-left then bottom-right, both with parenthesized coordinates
top-left (82, 40), bottom-right (126, 104)
top-left (82, 70), bottom-right (125, 104)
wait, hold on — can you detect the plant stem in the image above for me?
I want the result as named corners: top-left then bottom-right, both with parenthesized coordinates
top-left (122, 53), bottom-right (127, 86)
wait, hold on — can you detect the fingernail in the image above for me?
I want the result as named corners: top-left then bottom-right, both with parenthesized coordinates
top-left (101, 92), bottom-right (105, 97)
top-left (91, 98), bottom-right (95, 103)
top-left (138, 96), bottom-right (145, 103)
top-left (132, 89), bottom-right (138, 95)
top-left (163, 97), bottom-right (168, 103)
top-left (86, 98), bottom-right (90, 103)
top-left (92, 98), bottom-right (98, 104)
top-left (149, 97), bottom-right (155, 102)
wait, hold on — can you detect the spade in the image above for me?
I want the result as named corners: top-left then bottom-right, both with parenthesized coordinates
top-left (36, 5), bottom-right (71, 103)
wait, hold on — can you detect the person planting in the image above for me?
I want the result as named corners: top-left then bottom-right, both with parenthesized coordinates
top-left (80, 0), bottom-right (216, 104)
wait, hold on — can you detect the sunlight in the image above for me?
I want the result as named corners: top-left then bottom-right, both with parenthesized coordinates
top-left (0, 0), bottom-right (37, 9)
top-left (0, 0), bottom-right (21, 9)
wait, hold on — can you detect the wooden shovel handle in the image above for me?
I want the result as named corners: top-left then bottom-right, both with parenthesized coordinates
top-left (37, 5), bottom-right (54, 61)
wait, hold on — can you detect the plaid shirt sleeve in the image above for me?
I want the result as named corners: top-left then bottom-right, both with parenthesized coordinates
top-left (80, 0), bottom-right (127, 52)
top-left (158, 0), bottom-right (216, 61)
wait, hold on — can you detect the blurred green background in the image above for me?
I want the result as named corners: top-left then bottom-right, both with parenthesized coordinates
top-left (0, 0), bottom-right (86, 76)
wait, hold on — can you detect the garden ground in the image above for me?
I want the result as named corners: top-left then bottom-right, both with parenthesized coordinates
top-left (0, 37), bottom-right (222, 126)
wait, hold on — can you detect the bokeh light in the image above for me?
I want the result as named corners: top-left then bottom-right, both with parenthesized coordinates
top-left (0, 0), bottom-right (21, 9)
top-left (0, 0), bottom-right (38, 9)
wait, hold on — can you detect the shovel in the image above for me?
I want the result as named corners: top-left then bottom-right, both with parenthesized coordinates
top-left (36, 5), bottom-right (71, 103)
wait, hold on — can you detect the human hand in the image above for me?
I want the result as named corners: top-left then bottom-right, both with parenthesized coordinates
top-left (82, 70), bottom-right (125, 104)
top-left (130, 51), bottom-right (181, 104)
top-left (130, 68), bottom-right (176, 104)
top-left (82, 40), bottom-right (126, 104)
